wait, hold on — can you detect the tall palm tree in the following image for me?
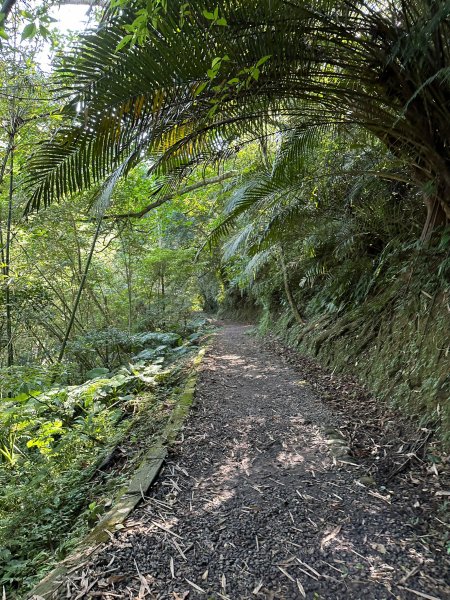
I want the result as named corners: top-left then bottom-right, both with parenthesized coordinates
top-left (27, 0), bottom-right (450, 237)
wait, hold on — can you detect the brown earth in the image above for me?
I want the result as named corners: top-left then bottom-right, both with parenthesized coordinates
top-left (57, 323), bottom-right (449, 600)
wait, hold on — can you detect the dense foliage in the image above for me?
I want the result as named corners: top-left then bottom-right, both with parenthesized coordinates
top-left (0, 0), bottom-right (449, 596)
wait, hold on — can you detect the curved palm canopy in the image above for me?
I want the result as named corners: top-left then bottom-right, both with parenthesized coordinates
top-left (27, 0), bottom-right (450, 231)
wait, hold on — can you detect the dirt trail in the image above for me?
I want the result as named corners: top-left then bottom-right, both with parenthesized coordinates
top-left (60, 324), bottom-right (449, 599)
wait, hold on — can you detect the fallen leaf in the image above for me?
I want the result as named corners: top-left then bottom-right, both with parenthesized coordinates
top-left (321, 524), bottom-right (342, 549)
top-left (138, 574), bottom-right (152, 599)
top-left (370, 543), bottom-right (387, 554)
top-left (185, 579), bottom-right (205, 594)
top-left (252, 581), bottom-right (263, 595)
top-left (296, 579), bottom-right (306, 598)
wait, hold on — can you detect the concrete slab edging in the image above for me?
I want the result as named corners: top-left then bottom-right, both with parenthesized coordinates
top-left (29, 347), bottom-right (207, 600)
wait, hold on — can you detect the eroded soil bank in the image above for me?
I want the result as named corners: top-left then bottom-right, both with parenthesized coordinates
top-left (46, 324), bottom-right (449, 599)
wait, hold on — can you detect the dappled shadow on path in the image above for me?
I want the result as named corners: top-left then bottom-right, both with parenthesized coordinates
top-left (64, 325), bottom-right (447, 600)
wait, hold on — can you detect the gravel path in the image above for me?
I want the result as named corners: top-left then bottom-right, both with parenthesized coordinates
top-left (62, 324), bottom-right (449, 600)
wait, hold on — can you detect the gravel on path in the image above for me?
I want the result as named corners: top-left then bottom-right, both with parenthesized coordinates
top-left (60, 323), bottom-right (449, 600)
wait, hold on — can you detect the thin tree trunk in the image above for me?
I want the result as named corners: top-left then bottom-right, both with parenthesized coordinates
top-left (0, 141), bottom-right (13, 367)
top-left (161, 270), bottom-right (165, 312)
top-left (421, 195), bottom-right (449, 243)
top-left (118, 228), bottom-right (133, 334)
top-left (56, 218), bottom-right (103, 364)
top-left (125, 253), bottom-right (133, 335)
top-left (4, 139), bottom-right (14, 367)
top-left (23, 322), bottom-right (55, 364)
top-left (279, 247), bottom-right (304, 326)
top-left (0, 145), bottom-right (11, 186)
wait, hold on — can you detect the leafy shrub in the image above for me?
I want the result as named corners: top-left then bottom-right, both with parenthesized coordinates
top-left (0, 334), bottom-right (190, 595)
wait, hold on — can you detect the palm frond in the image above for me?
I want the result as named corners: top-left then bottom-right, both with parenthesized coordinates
top-left (24, 0), bottom-right (450, 227)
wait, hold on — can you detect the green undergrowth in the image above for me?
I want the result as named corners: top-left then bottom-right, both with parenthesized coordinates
top-left (218, 290), bottom-right (261, 323)
top-left (258, 244), bottom-right (450, 445)
top-left (0, 320), bottom-right (213, 598)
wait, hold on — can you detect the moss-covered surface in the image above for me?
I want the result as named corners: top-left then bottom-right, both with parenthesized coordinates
top-left (264, 270), bottom-right (450, 445)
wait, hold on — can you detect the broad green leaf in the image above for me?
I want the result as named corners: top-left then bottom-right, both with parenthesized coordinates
top-left (193, 81), bottom-right (208, 97)
top-left (21, 22), bottom-right (37, 40)
top-left (256, 55), bottom-right (272, 67)
top-left (115, 34), bottom-right (134, 52)
top-left (39, 24), bottom-right (50, 39)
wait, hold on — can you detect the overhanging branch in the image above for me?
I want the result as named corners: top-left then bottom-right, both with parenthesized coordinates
top-left (108, 171), bottom-right (237, 220)
top-left (0, 0), bottom-right (17, 23)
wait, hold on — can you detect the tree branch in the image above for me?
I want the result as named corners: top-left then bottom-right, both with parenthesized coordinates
top-left (108, 171), bottom-right (237, 220)
top-left (56, 0), bottom-right (107, 5)
top-left (0, 0), bottom-right (17, 24)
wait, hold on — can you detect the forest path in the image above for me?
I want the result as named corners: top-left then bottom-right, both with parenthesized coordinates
top-left (64, 324), bottom-right (448, 600)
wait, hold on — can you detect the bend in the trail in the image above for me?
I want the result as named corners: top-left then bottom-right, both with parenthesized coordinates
top-left (61, 324), bottom-right (449, 600)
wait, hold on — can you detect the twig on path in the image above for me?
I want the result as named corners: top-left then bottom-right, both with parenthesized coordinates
top-left (398, 587), bottom-right (442, 600)
top-left (252, 581), bottom-right (263, 595)
top-left (295, 558), bottom-right (322, 579)
top-left (398, 566), bottom-right (421, 585)
top-left (367, 490), bottom-right (391, 504)
top-left (337, 458), bottom-right (360, 467)
top-left (133, 557), bottom-right (154, 599)
top-left (306, 516), bottom-right (319, 529)
top-left (386, 429), bottom-right (433, 482)
top-left (285, 539), bottom-right (303, 550)
top-left (296, 579), bottom-right (306, 598)
top-left (171, 540), bottom-right (187, 560)
top-left (185, 579), bottom-right (206, 594)
top-left (145, 497), bottom-right (174, 511)
top-left (296, 565), bottom-right (319, 581)
top-left (277, 566), bottom-right (295, 582)
top-left (321, 560), bottom-right (346, 574)
top-left (151, 520), bottom-right (183, 539)
top-left (139, 484), bottom-right (145, 501)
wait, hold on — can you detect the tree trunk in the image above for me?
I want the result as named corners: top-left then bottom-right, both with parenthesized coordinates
top-left (120, 232), bottom-right (133, 335)
top-left (279, 247), bottom-right (304, 326)
top-left (5, 142), bottom-right (14, 367)
top-left (56, 218), bottom-right (103, 364)
top-left (421, 195), bottom-right (449, 243)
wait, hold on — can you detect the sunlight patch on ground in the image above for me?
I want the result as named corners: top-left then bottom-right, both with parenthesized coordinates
top-left (276, 450), bottom-right (305, 466)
